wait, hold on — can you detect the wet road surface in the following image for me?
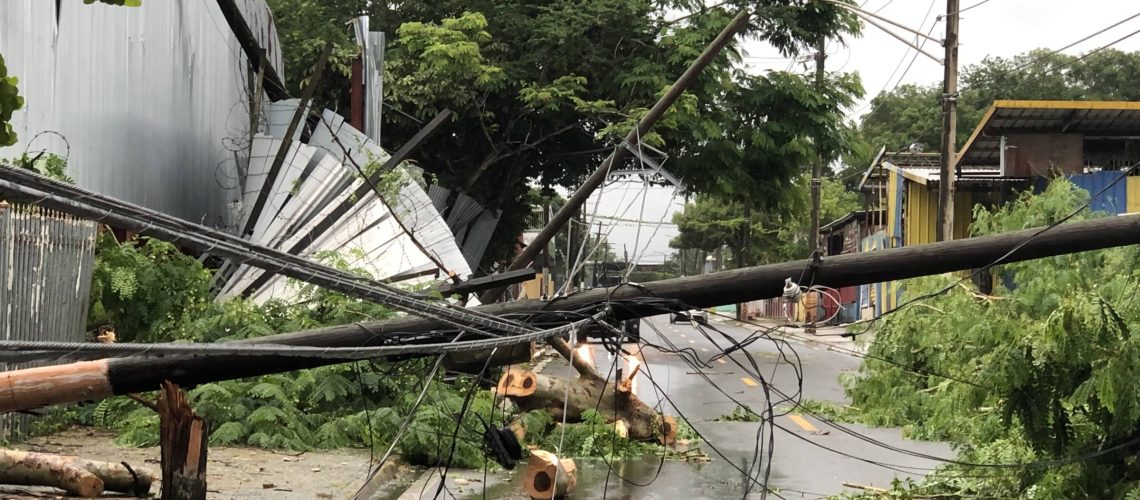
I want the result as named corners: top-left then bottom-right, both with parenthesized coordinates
top-left (393, 314), bottom-right (952, 499)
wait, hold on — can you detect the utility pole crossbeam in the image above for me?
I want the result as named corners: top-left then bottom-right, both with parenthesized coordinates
top-left (937, 0), bottom-right (960, 242)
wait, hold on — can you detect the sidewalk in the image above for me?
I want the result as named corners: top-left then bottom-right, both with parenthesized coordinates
top-left (712, 313), bottom-right (870, 355)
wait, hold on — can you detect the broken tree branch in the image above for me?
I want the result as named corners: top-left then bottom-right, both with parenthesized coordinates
top-left (498, 369), bottom-right (674, 443)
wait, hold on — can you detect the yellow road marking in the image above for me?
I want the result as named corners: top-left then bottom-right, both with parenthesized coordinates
top-left (688, 339), bottom-right (695, 344)
top-left (788, 414), bottom-right (818, 433)
top-left (717, 359), bottom-right (727, 365)
top-left (700, 348), bottom-right (709, 352)
top-left (740, 377), bottom-right (758, 387)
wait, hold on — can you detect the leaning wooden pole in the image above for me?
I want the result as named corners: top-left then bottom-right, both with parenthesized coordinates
top-left (2, 214), bottom-right (1140, 412)
top-left (478, 9), bottom-right (752, 304)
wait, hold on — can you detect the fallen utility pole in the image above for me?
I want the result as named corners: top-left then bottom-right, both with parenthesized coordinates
top-left (478, 10), bottom-right (752, 303)
top-left (4, 213), bottom-right (1140, 413)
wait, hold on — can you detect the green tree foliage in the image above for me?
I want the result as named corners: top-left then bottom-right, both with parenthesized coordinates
top-left (88, 234), bottom-right (213, 343)
top-left (670, 175), bottom-right (860, 266)
top-left (0, 54), bottom-right (23, 147)
top-left (852, 48), bottom-right (1140, 178)
top-left (267, 0), bottom-right (865, 267)
top-left (79, 235), bottom-right (674, 466)
top-left (841, 179), bottom-right (1140, 497)
top-left (0, 153), bottom-right (73, 183)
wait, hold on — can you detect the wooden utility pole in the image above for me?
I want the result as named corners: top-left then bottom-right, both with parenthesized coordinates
top-left (937, 0), bottom-right (960, 241)
top-left (158, 382), bottom-right (208, 500)
top-left (480, 10), bottom-right (752, 303)
top-left (806, 38), bottom-right (825, 331)
top-left (808, 36), bottom-right (826, 256)
top-left (6, 212), bottom-right (1140, 414)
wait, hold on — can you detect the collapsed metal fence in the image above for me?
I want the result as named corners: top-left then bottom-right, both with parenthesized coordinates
top-left (0, 203), bottom-right (97, 439)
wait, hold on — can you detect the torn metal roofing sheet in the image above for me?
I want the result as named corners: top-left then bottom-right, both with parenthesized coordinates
top-left (220, 108), bottom-right (473, 303)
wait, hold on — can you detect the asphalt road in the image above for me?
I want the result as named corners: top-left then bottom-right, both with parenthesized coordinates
top-left (572, 314), bottom-right (954, 499)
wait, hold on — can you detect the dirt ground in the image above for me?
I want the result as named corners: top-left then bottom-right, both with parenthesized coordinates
top-left (4, 428), bottom-right (386, 499)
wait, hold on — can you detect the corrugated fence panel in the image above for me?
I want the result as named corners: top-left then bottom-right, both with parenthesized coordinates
top-left (904, 182), bottom-right (936, 246)
top-left (2, 1), bottom-right (281, 226)
top-left (1126, 176), bottom-right (1140, 214)
top-left (0, 205), bottom-right (97, 440)
top-left (954, 191), bottom-right (973, 239)
top-left (1070, 171), bottom-right (1129, 215)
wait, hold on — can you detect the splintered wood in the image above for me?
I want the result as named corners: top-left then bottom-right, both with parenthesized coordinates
top-left (159, 381), bottom-right (209, 500)
top-left (524, 450), bottom-right (576, 499)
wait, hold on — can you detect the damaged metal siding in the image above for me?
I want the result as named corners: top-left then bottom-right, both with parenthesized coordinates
top-left (0, 205), bottom-right (97, 439)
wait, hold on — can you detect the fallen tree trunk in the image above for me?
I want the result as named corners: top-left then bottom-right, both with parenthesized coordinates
top-left (497, 368), bottom-right (676, 444)
top-left (0, 449), bottom-right (155, 496)
top-left (523, 450), bottom-right (576, 499)
top-left (0, 449), bottom-right (103, 497)
top-left (4, 213), bottom-right (1140, 413)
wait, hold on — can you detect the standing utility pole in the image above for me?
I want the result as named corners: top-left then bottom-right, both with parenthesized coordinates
top-left (808, 37), bottom-right (826, 256)
top-left (937, 0), bottom-right (960, 241)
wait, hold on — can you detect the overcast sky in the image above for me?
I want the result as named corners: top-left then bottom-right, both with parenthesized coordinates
top-left (590, 1), bottom-right (1140, 264)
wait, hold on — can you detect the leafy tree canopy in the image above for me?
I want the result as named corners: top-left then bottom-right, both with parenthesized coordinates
top-left (670, 174), bottom-right (860, 266)
top-left (0, 54), bottom-right (21, 147)
top-left (267, 0), bottom-right (866, 267)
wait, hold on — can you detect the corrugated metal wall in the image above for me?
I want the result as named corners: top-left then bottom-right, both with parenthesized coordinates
top-left (887, 172), bottom-right (902, 247)
top-left (1128, 177), bottom-right (1140, 214)
top-left (1, 1), bottom-right (280, 225)
top-left (860, 232), bottom-right (898, 317)
top-left (0, 204), bottom-right (97, 440)
top-left (903, 184), bottom-right (973, 246)
top-left (1069, 171), bottom-right (1129, 215)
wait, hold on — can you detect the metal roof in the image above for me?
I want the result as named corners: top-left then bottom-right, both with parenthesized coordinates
top-left (857, 150), bottom-right (1001, 191)
top-left (959, 100), bottom-right (1140, 167)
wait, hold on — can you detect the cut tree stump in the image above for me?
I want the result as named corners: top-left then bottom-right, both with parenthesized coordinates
top-left (523, 450), bottom-right (576, 499)
top-left (0, 449), bottom-right (103, 497)
top-left (498, 368), bottom-right (674, 443)
top-left (159, 381), bottom-right (209, 500)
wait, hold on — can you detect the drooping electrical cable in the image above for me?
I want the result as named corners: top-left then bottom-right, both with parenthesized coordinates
top-left (844, 160), bottom-right (1140, 336)
top-left (0, 165), bottom-right (580, 341)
